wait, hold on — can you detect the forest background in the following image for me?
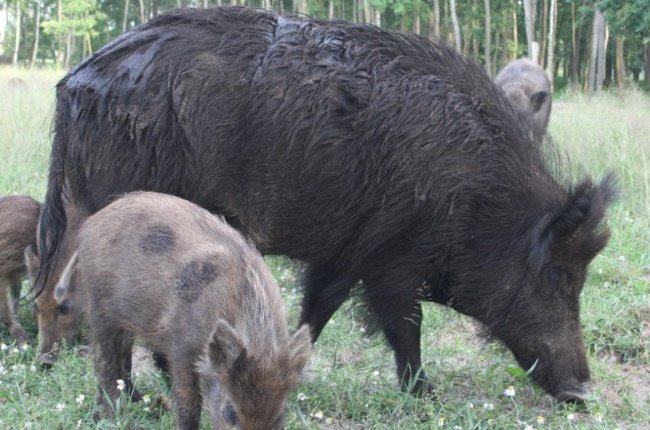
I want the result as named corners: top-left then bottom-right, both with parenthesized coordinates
top-left (0, 0), bottom-right (648, 93)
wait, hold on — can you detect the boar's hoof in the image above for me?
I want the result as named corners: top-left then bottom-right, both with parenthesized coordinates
top-left (39, 352), bottom-right (58, 368)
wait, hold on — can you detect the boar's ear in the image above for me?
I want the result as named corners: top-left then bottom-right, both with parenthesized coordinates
top-left (54, 251), bottom-right (78, 304)
top-left (24, 245), bottom-right (39, 275)
top-left (542, 174), bottom-right (617, 259)
top-left (288, 324), bottom-right (313, 375)
top-left (209, 319), bottom-right (246, 369)
top-left (529, 91), bottom-right (549, 113)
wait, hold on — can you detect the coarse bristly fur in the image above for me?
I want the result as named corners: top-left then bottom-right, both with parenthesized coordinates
top-left (0, 195), bottom-right (41, 345)
top-left (36, 6), bottom-right (617, 401)
top-left (54, 192), bottom-right (311, 430)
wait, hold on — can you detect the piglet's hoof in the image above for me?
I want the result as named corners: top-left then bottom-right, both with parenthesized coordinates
top-left (39, 352), bottom-right (58, 368)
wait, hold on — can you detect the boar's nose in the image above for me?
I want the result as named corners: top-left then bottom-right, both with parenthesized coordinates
top-left (39, 351), bottom-right (59, 368)
top-left (555, 382), bottom-right (591, 403)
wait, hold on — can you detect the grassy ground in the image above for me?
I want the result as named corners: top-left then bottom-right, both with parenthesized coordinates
top-left (0, 67), bottom-right (648, 429)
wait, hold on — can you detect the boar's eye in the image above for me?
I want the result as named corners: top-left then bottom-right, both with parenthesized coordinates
top-left (223, 404), bottom-right (238, 426)
top-left (57, 300), bottom-right (72, 316)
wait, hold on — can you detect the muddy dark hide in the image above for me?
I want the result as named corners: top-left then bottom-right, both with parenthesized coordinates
top-left (26, 202), bottom-right (87, 366)
top-left (54, 192), bottom-right (311, 430)
top-left (36, 6), bottom-right (616, 401)
top-left (495, 58), bottom-right (552, 140)
top-left (0, 195), bottom-right (40, 345)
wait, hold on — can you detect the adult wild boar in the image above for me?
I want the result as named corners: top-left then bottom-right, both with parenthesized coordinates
top-left (495, 58), bottom-right (552, 139)
top-left (0, 195), bottom-right (40, 345)
top-left (36, 6), bottom-right (616, 402)
top-left (26, 202), bottom-right (87, 365)
top-left (54, 192), bottom-right (312, 429)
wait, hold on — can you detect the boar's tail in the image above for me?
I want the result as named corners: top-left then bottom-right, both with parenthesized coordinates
top-left (33, 96), bottom-right (70, 299)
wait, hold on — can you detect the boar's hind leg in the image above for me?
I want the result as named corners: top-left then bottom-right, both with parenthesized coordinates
top-left (168, 357), bottom-right (202, 430)
top-left (0, 276), bottom-right (29, 345)
top-left (363, 282), bottom-right (432, 396)
top-left (299, 264), bottom-right (358, 341)
top-left (91, 325), bottom-right (138, 417)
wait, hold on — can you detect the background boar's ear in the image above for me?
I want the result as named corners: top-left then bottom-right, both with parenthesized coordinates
top-left (24, 245), bottom-right (39, 274)
top-left (53, 251), bottom-right (78, 304)
top-left (209, 319), bottom-right (246, 369)
top-left (529, 91), bottom-right (548, 113)
top-left (289, 324), bottom-right (313, 374)
top-left (543, 174), bottom-right (618, 256)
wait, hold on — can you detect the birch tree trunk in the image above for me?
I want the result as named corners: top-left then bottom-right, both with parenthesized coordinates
top-left (546, 0), bottom-right (557, 90)
top-left (433, 0), bottom-right (440, 38)
top-left (540, 0), bottom-right (547, 67)
top-left (123, 0), bottom-right (130, 33)
top-left (484, 0), bottom-right (491, 77)
top-left (588, 7), bottom-right (606, 92)
top-left (0, 3), bottom-right (6, 57)
top-left (615, 35), bottom-right (625, 89)
top-left (413, 2), bottom-right (421, 35)
top-left (449, 0), bottom-right (461, 53)
top-left (30, 0), bottom-right (40, 68)
top-left (12, 0), bottom-right (20, 66)
top-left (523, 0), bottom-right (538, 63)
top-left (139, 0), bottom-right (146, 24)
top-left (329, 0), bottom-right (334, 19)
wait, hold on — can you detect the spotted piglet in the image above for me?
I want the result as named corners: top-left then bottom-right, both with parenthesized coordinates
top-left (54, 192), bottom-right (312, 430)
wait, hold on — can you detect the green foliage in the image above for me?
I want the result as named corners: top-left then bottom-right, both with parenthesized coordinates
top-left (41, 0), bottom-right (106, 38)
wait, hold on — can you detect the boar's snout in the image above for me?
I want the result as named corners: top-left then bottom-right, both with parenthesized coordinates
top-left (554, 381), bottom-right (591, 403)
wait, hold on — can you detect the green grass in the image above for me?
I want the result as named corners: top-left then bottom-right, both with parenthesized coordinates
top-left (1, 67), bottom-right (648, 429)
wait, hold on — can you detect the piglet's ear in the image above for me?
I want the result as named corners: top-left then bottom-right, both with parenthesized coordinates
top-left (209, 319), bottom-right (246, 369)
top-left (289, 324), bottom-right (313, 375)
top-left (544, 174), bottom-right (617, 257)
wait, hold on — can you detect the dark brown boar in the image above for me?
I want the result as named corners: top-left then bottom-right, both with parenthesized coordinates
top-left (25, 202), bottom-right (87, 365)
top-left (0, 195), bottom-right (40, 345)
top-left (54, 192), bottom-right (312, 430)
top-left (36, 6), bottom-right (616, 402)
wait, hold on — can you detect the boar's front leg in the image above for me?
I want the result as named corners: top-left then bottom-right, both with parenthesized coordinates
top-left (362, 276), bottom-right (432, 396)
top-left (91, 325), bottom-right (137, 417)
top-left (0, 276), bottom-right (29, 345)
top-left (170, 364), bottom-right (202, 430)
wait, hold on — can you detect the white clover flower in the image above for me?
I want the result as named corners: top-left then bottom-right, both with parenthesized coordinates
top-left (0, 342), bottom-right (7, 351)
top-left (21, 343), bottom-right (29, 351)
top-left (143, 394), bottom-right (151, 404)
top-left (467, 402), bottom-right (474, 409)
top-left (437, 416), bottom-right (446, 427)
top-left (483, 402), bottom-right (494, 411)
top-left (297, 392), bottom-right (308, 401)
top-left (310, 410), bottom-right (324, 420)
top-left (76, 394), bottom-right (85, 405)
top-left (55, 403), bottom-right (65, 412)
top-left (30, 365), bottom-right (37, 372)
top-left (536, 415), bottom-right (545, 425)
top-left (116, 379), bottom-right (126, 392)
top-left (594, 413), bottom-right (604, 423)
top-left (504, 385), bottom-right (516, 397)
top-left (372, 370), bottom-right (380, 377)
top-left (567, 413), bottom-right (576, 422)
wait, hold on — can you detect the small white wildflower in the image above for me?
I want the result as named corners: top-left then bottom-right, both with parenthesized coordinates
top-left (597, 269), bottom-right (603, 275)
top-left (504, 385), bottom-right (516, 397)
top-left (0, 366), bottom-right (5, 375)
top-left (359, 327), bottom-right (366, 333)
top-left (618, 255), bottom-right (625, 261)
top-left (523, 425), bottom-right (534, 430)
top-left (372, 370), bottom-right (380, 377)
top-left (24, 422), bottom-right (33, 429)
top-left (30, 365), bottom-right (37, 372)
top-left (143, 393), bottom-right (151, 404)
top-left (536, 415), bottom-right (545, 425)
top-left (454, 426), bottom-right (463, 430)
top-left (76, 419), bottom-right (83, 428)
top-left (55, 402), bottom-right (65, 412)
top-left (297, 392), bottom-right (308, 401)
top-left (116, 379), bottom-right (126, 392)
top-left (0, 342), bottom-right (7, 350)
top-left (21, 343), bottom-right (29, 351)
top-left (11, 347), bottom-right (19, 354)
top-left (483, 402), bottom-right (494, 411)
top-left (594, 413), bottom-right (603, 423)
top-left (437, 416), bottom-right (446, 427)
top-left (467, 402), bottom-right (474, 409)
top-left (310, 410), bottom-right (324, 420)
top-left (76, 394), bottom-right (85, 405)
top-left (143, 406), bottom-right (150, 412)
top-left (567, 413), bottom-right (576, 422)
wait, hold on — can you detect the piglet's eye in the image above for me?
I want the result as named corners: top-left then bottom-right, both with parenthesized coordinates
top-left (57, 300), bottom-right (72, 316)
top-left (224, 404), bottom-right (238, 426)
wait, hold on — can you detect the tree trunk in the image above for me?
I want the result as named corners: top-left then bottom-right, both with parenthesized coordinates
top-left (614, 36), bottom-right (625, 89)
top-left (523, 0), bottom-right (538, 63)
top-left (413, 2), bottom-right (421, 35)
top-left (512, 4), bottom-right (517, 61)
top-left (540, 0), bottom-right (547, 67)
top-left (432, 0), bottom-right (440, 38)
top-left (30, 0), bottom-right (40, 68)
top-left (329, 0), bottom-right (334, 19)
top-left (449, 0), bottom-right (461, 53)
top-left (546, 0), bottom-right (556, 90)
top-left (64, 31), bottom-right (73, 69)
top-left (12, 0), bottom-right (20, 66)
top-left (588, 7), bottom-right (606, 92)
top-left (0, 2), bottom-right (8, 57)
top-left (139, 0), bottom-right (146, 24)
top-left (570, 0), bottom-right (578, 91)
top-left (484, 0), bottom-right (491, 78)
top-left (123, 0), bottom-right (130, 33)
top-left (645, 43), bottom-right (650, 87)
